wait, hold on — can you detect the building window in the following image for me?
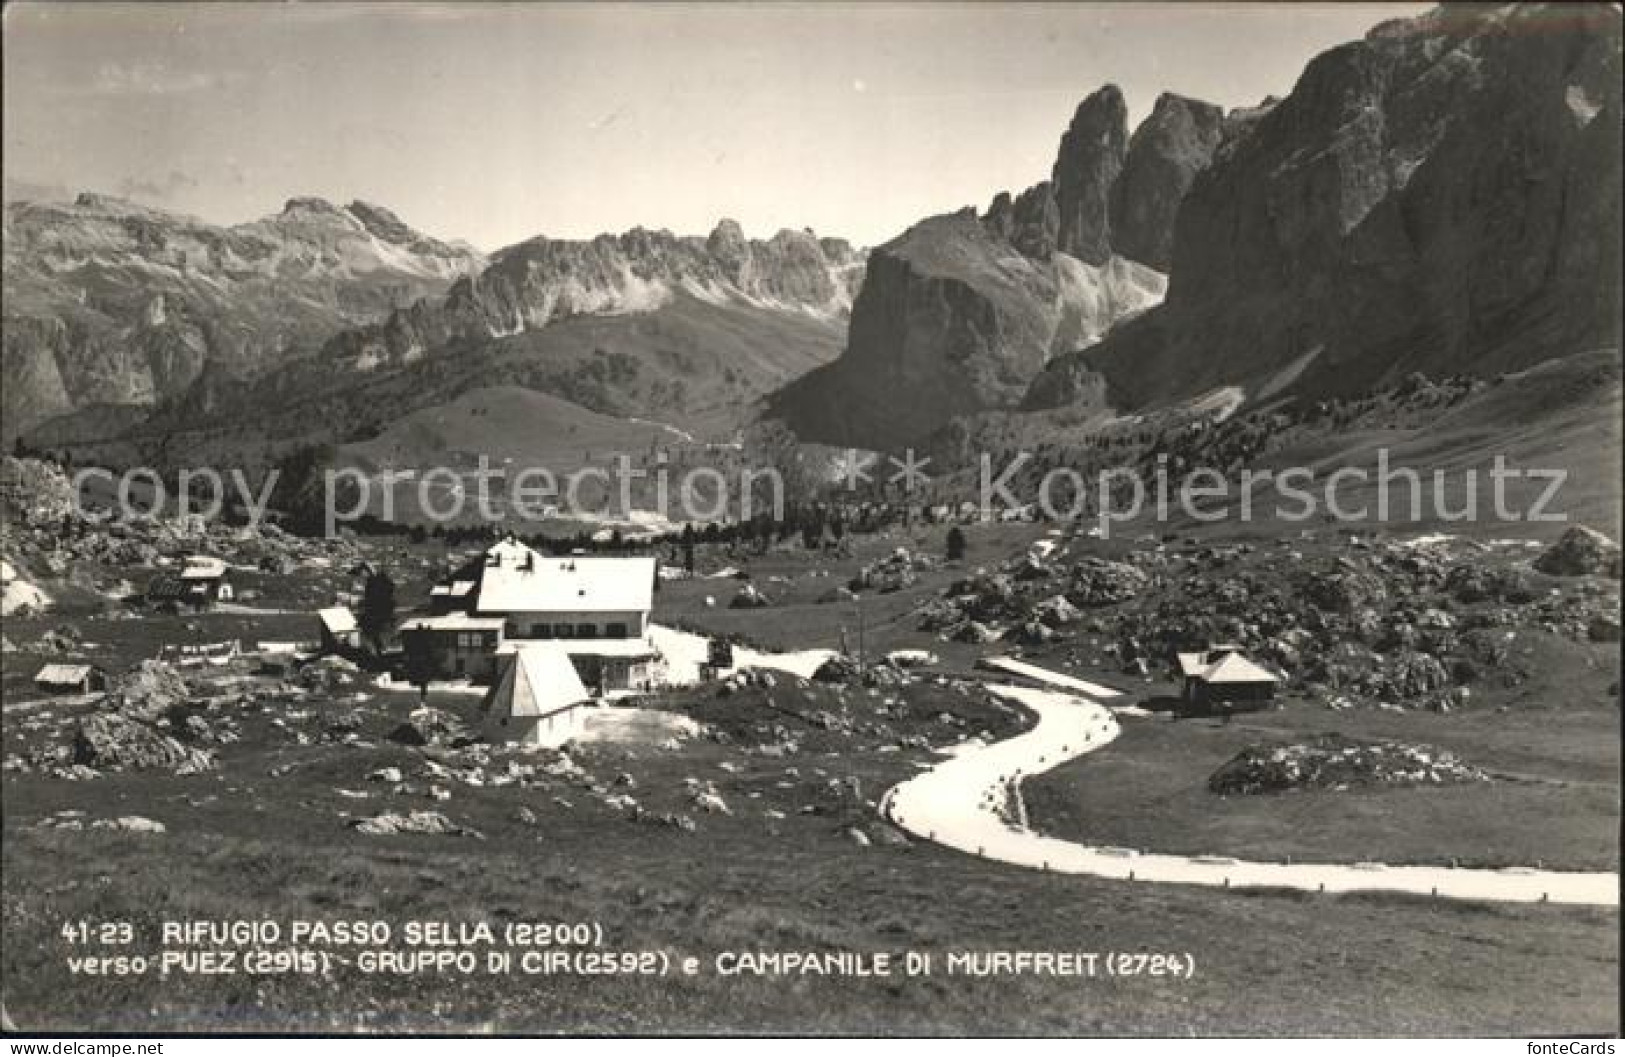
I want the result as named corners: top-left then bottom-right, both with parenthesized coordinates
top-left (576, 623), bottom-right (596, 638)
top-left (529, 623), bottom-right (552, 638)
top-left (554, 624), bottom-right (575, 639)
top-left (606, 622), bottom-right (627, 638)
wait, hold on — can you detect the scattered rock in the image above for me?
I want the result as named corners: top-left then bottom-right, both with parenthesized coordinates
top-left (348, 810), bottom-right (483, 838)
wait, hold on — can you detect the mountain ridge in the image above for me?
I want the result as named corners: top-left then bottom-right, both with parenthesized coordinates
top-left (2, 192), bottom-right (486, 439)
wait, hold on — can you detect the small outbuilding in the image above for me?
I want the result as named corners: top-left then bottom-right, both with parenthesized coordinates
top-left (317, 606), bottom-right (360, 653)
top-left (34, 663), bottom-right (108, 695)
top-left (178, 556), bottom-right (233, 604)
top-left (1175, 644), bottom-right (1280, 714)
top-left (480, 646), bottom-right (594, 748)
top-left (148, 556), bottom-right (233, 610)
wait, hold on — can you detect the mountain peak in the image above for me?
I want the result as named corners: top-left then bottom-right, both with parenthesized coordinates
top-left (345, 199), bottom-right (420, 245)
top-left (72, 191), bottom-right (143, 214)
top-left (281, 196), bottom-right (344, 217)
top-left (1052, 84), bottom-right (1130, 264)
top-left (709, 218), bottom-right (746, 243)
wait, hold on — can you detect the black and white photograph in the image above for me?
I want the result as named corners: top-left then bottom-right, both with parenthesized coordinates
top-left (0, 0), bottom-right (1619, 1040)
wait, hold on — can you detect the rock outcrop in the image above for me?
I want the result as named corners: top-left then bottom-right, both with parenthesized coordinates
top-left (1535, 526), bottom-right (1622, 578)
top-left (1111, 93), bottom-right (1227, 271)
top-left (72, 714), bottom-right (213, 774)
top-left (1028, 4), bottom-right (1624, 415)
top-left (1053, 86), bottom-right (1129, 265)
top-left (1209, 734), bottom-right (1488, 795)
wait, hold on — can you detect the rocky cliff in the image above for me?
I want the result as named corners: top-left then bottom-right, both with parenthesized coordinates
top-left (1027, 3), bottom-right (1623, 415)
top-left (770, 85), bottom-right (1223, 449)
top-left (1, 194), bottom-right (484, 438)
top-left (1112, 93), bottom-right (1227, 271)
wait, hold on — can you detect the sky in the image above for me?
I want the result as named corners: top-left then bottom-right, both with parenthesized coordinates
top-left (3, 2), bottom-right (1427, 251)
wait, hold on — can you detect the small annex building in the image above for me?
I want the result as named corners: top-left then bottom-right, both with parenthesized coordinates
top-left (1175, 644), bottom-right (1280, 713)
top-left (34, 663), bottom-right (108, 695)
top-left (148, 555), bottom-right (233, 610)
top-left (317, 606), bottom-right (360, 653)
top-left (480, 646), bottom-right (594, 748)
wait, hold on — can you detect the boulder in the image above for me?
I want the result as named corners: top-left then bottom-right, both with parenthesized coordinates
top-left (90, 816), bottom-right (167, 834)
top-left (388, 707), bottom-right (470, 748)
top-left (1534, 527), bottom-right (1621, 578)
top-left (1301, 571), bottom-right (1387, 614)
top-left (1588, 614), bottom-right (1622, 643)
top-left (1386, 653), bottom-right (1452, 701)
top-left (729, 584), bottom-right (772, 609)
top-left (72, 714), bottom-right (214, 773)
top-left (1010, 620), bottom-right (1056, 646)
top-left (111, 660), bottom-right (189, 720)
top-left (1034, 594), bottom-right (1083, 627)
top-left (811, 654), bottom-right (861, 683)
top-left (953, 621), bottom-right (1001, 644)
top-left (1067, 559), bottom-right (1148, 607)
top-left (349, 811), bottom-right (483, 838)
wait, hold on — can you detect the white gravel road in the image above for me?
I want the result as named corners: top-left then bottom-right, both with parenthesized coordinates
top-left (884, 684), bottom-right (1619, 907)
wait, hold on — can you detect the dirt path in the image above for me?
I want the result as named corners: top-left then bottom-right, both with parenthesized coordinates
top-left (883, 685), bottom-right (1619, 907)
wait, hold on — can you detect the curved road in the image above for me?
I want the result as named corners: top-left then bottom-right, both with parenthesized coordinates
top-left (883, 684), bottom-right (1619, 907)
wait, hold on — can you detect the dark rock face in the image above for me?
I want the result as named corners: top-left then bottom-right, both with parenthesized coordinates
top-left (770, 216), bottom-right (1056, 448)
top-left (1112, 93), bottom-right (1227, 271)
top-left (1053, 86), bottom-right (1128, 265)
top-left (984, 182), bottom-right (1061, 260)
top-left (1028, 4), bottom-right (1624, 413)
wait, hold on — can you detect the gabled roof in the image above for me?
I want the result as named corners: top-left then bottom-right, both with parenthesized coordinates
top-left (483, 646), bottom-right (591, 721)
top-left (1175, 652), bottom-right (1207, 678)
top-left (471, 540), bottom-right (654, 615)
top-left (318, 607), bottom-right (358, 634)
top-left (1177, 647), bottom-right (1280, 685)
top-left (179, 556), bottom-right (228, 580)
top-left (35, 663), bottom-right (100, 684)
top-left (1201, 651), bottom-right (1279, 685)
